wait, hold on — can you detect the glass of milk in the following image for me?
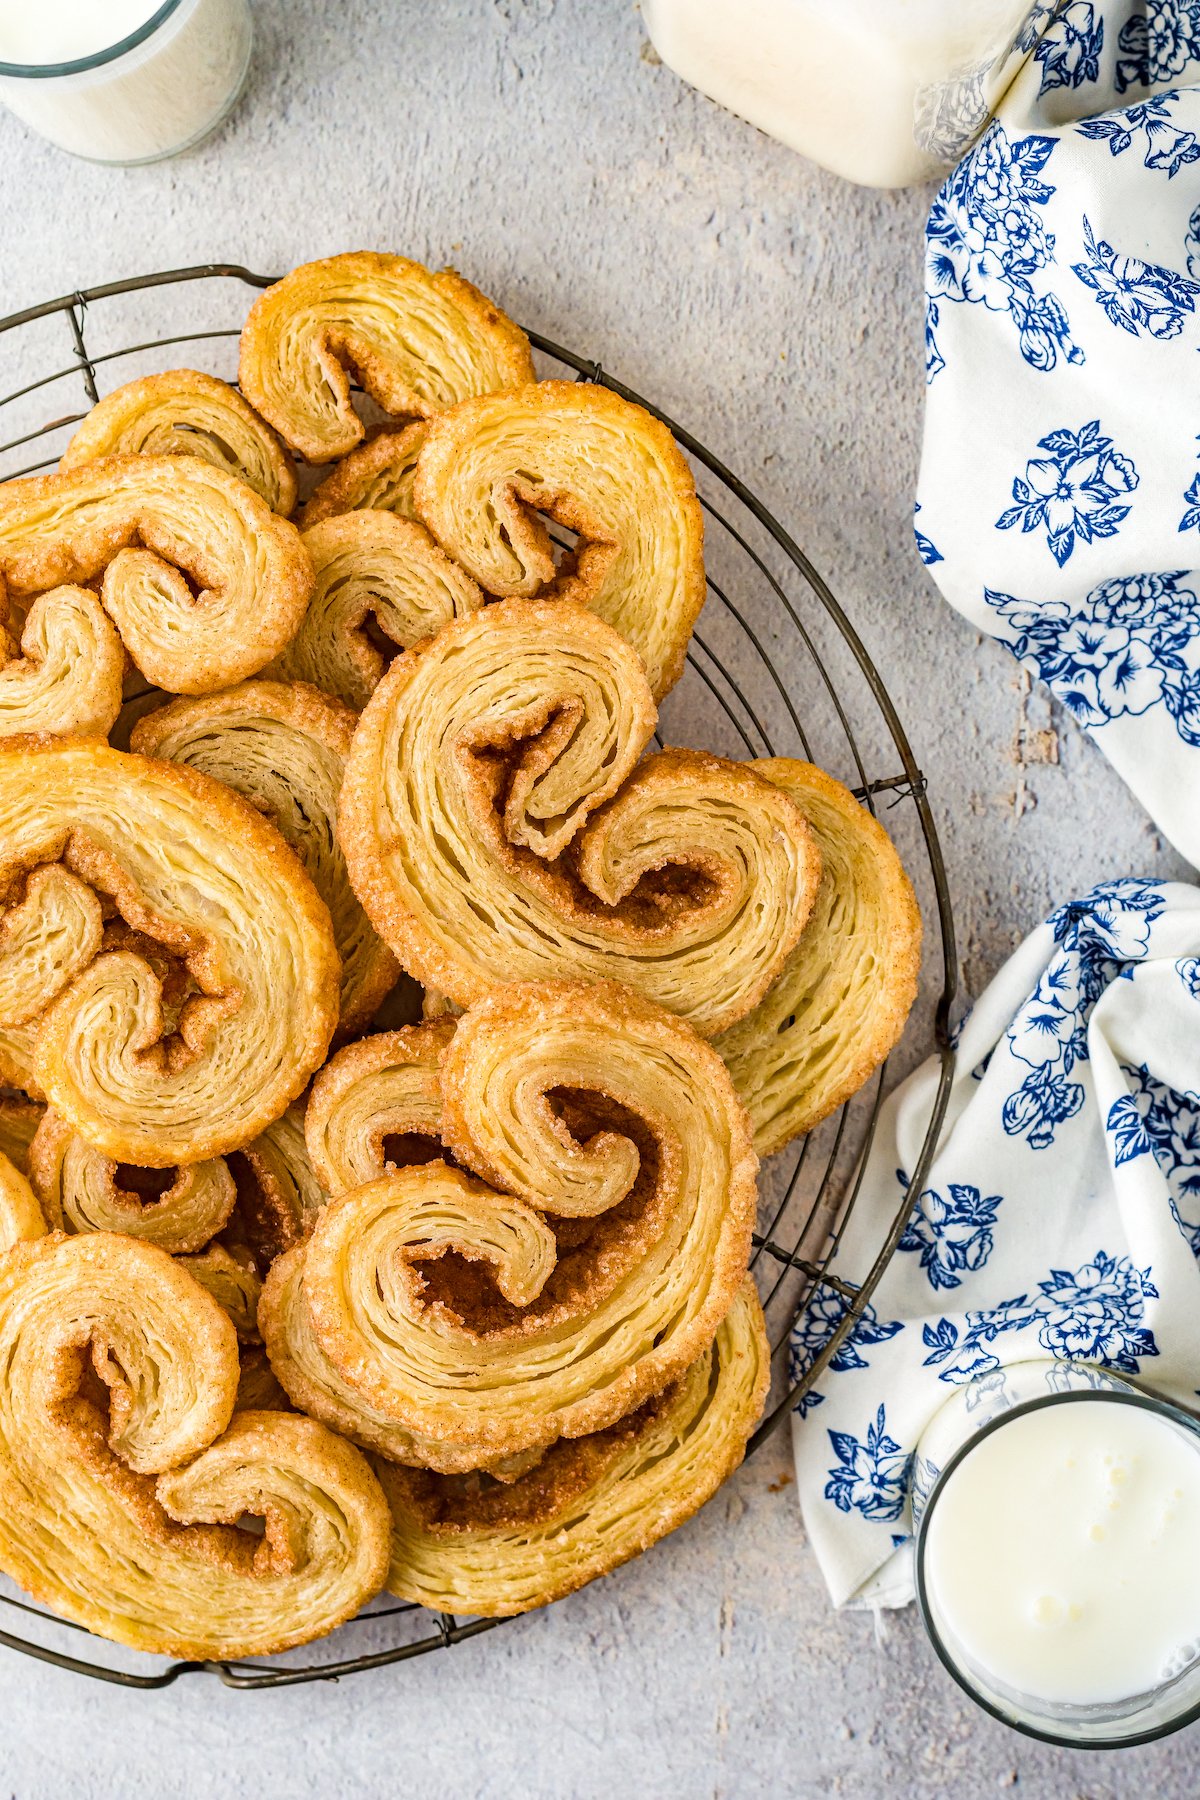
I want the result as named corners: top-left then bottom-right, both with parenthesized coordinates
top-left (914, 1361), bottom-right (1200, 1746)
top-left (0, 0), bottom-right (253, 164)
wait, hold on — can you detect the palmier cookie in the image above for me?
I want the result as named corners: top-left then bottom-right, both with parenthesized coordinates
top-left (0, 1231), bottom-right (390, 1657)
top-left (60, 369), bottom-right (297, 514)
top-left (0, 456), bottom-right (312, 694)
top-left (0, 738), bottom-right (339, 1166)
top-left (0, 581), bottom-right (123, 741)
top-left (29, 1108), bottom-right (236, 1255)
top-left (260, 981), bottom-right (758, 1463)
top-left (337, 600), bottom-right (821, 1039)
top-left (239, 253), bottom-right (534, 462)
top-left (413, 380), bottom-right (706, 699)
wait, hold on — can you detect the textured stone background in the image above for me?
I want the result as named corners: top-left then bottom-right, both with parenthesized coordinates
top-left (0, 1), bottom-right (1193, 1794)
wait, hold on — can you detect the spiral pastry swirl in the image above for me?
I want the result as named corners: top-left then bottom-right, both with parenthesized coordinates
top-left (413, 381), bottom-right (706, 699)
top-left (60, 371), bottom-right (297, 515)
top-left (379, 1277), bottom-right (768, 1615)
top-left (0, 583), bottom-right (124, 740)
top-left (239, 253), bottom-right (535, 462)
top-left (132, 679), bottom-right (398, 1033)
top-left (29, 1109), bottom-right (237, 1254)
top-left (272, 512), bottom-right (482, 711)
top-left (0, 1232), bottom-right (390, 1657)
top-left (296, 423), bottom-right (427, 530)
top-left (0, 738), bottom-right (339, 1166)
top-left (338, 601), bottom-right (820, 1037)
top-left (716, 761), bottom-right (922, 1155)
top-left (305, 1021), bottom-right (451, 1196)
top-left (261, 981), bottom-right (757, 1459)
top-left (0, 456), bottom-right (313, 694)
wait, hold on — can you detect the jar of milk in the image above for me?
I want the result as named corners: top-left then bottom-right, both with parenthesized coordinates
top-left (642, 0), bottom-right (1059, 187)
top-left (913, 1361), bottom-right (1200, 1746)
top-left (0, 0), bottom-right (253, 164)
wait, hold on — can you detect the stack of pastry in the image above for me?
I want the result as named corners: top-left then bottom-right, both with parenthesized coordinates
top-left (0, 252), bottom-right (920, 1659)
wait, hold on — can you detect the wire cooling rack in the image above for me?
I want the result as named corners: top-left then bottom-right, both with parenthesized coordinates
top-left (0, 264), bottom-right (958, 1688)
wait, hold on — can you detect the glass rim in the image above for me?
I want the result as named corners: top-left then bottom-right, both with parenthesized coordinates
top-left (0, 0), bottom-right (183, 80)
top-left (914, 1384), bottom-right (1200, 1751)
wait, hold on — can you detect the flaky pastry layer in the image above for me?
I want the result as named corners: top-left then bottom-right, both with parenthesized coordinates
top-left (379, 1276), bottom-right (769, 1615)
top-left (274, 511), bottom-right (482, 711)
top-left (296, 423), bottom-right (428, 530)
top-left (716, 760), bottom-right (921, 1155)
top-left (132, 678), bottom-right (397, 1033)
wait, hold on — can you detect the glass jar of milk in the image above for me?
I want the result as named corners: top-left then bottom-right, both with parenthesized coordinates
top-left (642, 0), bottom-right (1056, 187)
top-left (914, 1361), bottom-right (1200, 1746)
top-left (0, 0), bottom-right (253, 164)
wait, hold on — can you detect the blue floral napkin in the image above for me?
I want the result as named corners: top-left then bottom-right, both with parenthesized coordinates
top-left (915, 4), bottom-right (1200, 864)
top-left (791, 879), bottom-right (1200, 1608)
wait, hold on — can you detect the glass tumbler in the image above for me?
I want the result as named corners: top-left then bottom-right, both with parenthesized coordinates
top-left (0, 0), bottom-right (253, 165)
top-left (914, 1360), bottom-right (1200, 1748)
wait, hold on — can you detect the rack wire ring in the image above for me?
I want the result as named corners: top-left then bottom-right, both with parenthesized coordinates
top-left (0, 264), bottom-right (958, 1688)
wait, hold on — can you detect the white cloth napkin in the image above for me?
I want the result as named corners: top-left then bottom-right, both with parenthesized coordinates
top-left (791, 879), bottom-right (1200, 1608)
top-left (916, 4), bottom-right (1200, 864)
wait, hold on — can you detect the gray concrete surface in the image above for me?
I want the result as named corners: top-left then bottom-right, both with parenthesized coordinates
top-left (0, 1), bottom-right (1193, 1794)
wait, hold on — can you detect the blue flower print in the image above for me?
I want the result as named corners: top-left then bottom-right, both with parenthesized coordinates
top-left (1034, 1), bottom-right (1104, 93)
top-left (1072, 217), bottom-right (1200, 339)
top-left (1003, 1060), bottom-right (1088, 1149)
top-left (1046, 879), bottom-right (1167, 961)
top-left (1107, 1061), bottom-right (1200, 1254)
top-left (1009, 952), bottom-right (1091, 1068)
top-left (921, 1300), bottom-right (1035, 1383)
top-left (897, 1181), bottom-right (1004, 1291)
top-left (825, 1405), bottom-right (910, 1522)
top-left (996, 421), bottom-right (1139, 567)
top-left (995, 884), bottom-right (1166, 1151)
top-left (924, 297), bottom-right (945, 383)
top-left (1036, 1252), bottom-right (1160, 1370)
top-left (921, 1251), bottom-right (1160, 1384)
top-left (913, 503), bottom-right (943, 566)
top-left (925, 123), bottom-right (1082, 380)
top-left (1079, 96), bottom-right (1200, 177)
top-left (1181, 472), bottom-right (1200, 534)
top-left (1115, 1), bottom-right (1200, 92)
top-left (1002, 954), bottom-right (1090, 1148)
top-left (789, 1289), bottom-right (903, 1418)
top-left (987, 575), bottom-right (1200, 745)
